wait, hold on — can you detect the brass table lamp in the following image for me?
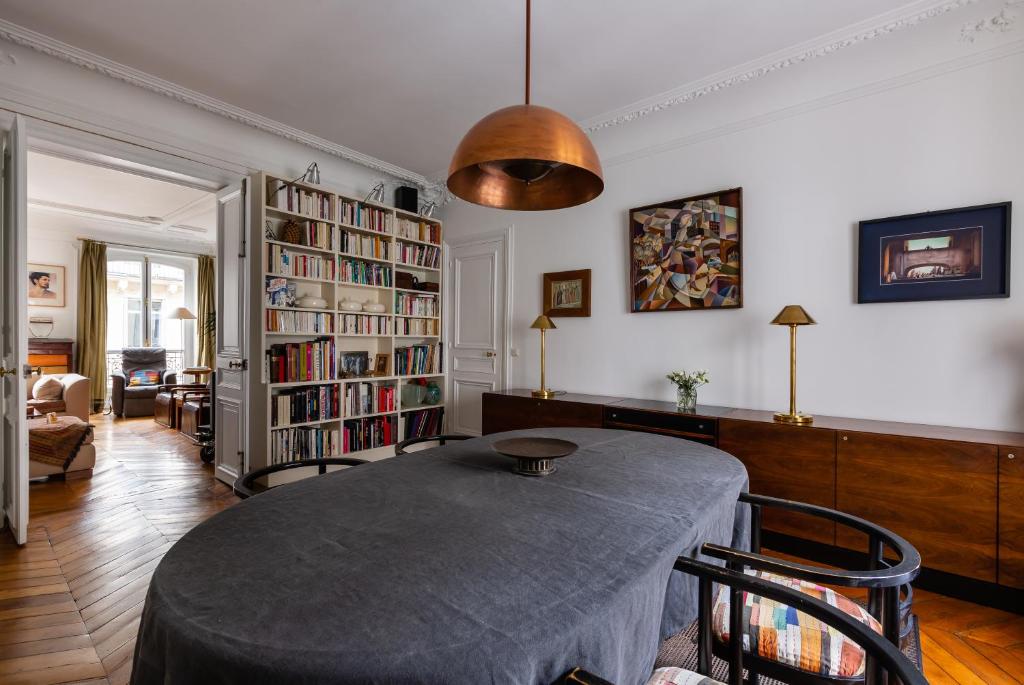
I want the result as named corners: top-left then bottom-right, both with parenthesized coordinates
top-left (771, 305), bottom-right (816, 424)
top-left (530, 315), bottom-right (562, 399)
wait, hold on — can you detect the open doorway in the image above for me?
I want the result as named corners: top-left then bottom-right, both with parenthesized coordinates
top-left (24, 148), bottom-right (219, 481)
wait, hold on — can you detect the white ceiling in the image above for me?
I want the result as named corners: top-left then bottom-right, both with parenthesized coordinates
top-left (28, 152), bottom-right (216, 243)
top-left (2, 0), bottom-right (918, 177)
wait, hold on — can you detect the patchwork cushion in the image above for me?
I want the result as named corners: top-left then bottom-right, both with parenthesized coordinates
top-left (33, 375), bottom-right (64, 400)
top-left (713, 571), bottom-right (882, 678)
top-left (646, 667), bottom-right (723, 685)
top-left (128, 369), bottom-right (162, 386)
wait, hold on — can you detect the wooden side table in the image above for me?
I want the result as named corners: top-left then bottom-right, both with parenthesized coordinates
top-left (181, 367), bottom-right (212, 384)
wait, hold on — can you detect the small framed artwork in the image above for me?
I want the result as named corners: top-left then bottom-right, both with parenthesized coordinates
top-left (629, 188), bottom-right (742, 312)
top-left (543, 269), bottom-right (591, 317)
top-left (340, 351), bottom-right (371, 378)
top-left (857, 202), bottom-right (1011, 304)
top-left (373, 353), bottom-right (390, 376)
top-left (28, 264), bottom-right (65, 307)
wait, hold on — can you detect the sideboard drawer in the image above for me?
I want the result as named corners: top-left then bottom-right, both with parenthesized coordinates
top-left (482, 393), bottom-right (604, 434)
top-left (603, 407), bottom-right (716, 445)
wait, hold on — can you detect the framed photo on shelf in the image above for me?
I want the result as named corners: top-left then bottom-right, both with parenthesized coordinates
top-left (629, 188), bottom-right (742, 312)
top-left (373, 353), bottom-right (390, 376)
top-left (857, 202), bottom-right (1011, 304)
top-left (543, 269), bottom-right (591, 317)
top-left (340, 351), bottom-right (371, 378)
top-left (27, 264), bottom-right (65, 308)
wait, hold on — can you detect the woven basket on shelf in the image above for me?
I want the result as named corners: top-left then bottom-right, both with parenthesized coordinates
top-left (280, 219), bottom-right (303, 245)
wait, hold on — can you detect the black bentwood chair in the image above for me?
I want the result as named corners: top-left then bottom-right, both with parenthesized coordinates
top-left (393, 434), bottom-right (470, 455)
top-left (559, 559), bottom-right (927, 685)
top-left (695, 493), bottom-right (922, 685)
top-left (233, 458), bottom-right (368, 499)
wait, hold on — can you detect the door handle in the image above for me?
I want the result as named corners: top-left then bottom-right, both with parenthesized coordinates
top-left (484, 351), bottom-right (496, 358)
top-left (0, 367), bottom-right (16, 377)
top-left (228, 359), bottom-right (248, 370)
top-left (24, 364), bottom-right (42, 378)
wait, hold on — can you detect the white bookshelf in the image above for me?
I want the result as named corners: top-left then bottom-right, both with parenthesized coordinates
top-left (257, 172), bottom-right (445, 468)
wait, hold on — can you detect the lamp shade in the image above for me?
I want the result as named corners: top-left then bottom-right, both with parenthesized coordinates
top-left (167, 306), bottom-right (197, 320)
top-left (770, 305), bottom-right (816, 326)
top-left (530, 314), bottom-right (557, 330)
top-left (447, 105), bottom-right (604, 211)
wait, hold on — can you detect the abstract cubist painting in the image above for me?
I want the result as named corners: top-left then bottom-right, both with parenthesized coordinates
top-left (629, 188), bottom-right (742, 312)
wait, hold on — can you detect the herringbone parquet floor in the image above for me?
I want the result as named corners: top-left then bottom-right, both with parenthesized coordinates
top-left (0, 415), bottom-right (236, 684)
top-left (2, 416), bottom-right (1023, 683)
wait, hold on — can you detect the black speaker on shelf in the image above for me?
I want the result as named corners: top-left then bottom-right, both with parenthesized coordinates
top-left (395, 186), bottom-right (419, 213)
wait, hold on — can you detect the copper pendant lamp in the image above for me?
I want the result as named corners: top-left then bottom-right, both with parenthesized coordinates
top-left (447, 0), bottom-right (603, 211)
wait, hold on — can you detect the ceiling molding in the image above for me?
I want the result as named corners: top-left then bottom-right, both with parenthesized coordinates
top-left (580, 0), bottom-right (980, 133)
top-left (599, 36), bottom-right (1024, 169)
top-left (961, 0), bottom-right (1023, 41)
top-left (0, 18), bottom-right (435, 191)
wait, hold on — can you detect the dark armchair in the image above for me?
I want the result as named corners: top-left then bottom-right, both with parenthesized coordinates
top-left (111, 347), bottom-right (177, 417)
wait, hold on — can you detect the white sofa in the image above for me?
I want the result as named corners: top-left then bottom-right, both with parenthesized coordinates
top-left (27, 373), bottom-right (96, 479)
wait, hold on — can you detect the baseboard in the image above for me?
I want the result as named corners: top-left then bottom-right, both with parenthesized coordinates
top-left (762, 531), bottom-right (1024, 614)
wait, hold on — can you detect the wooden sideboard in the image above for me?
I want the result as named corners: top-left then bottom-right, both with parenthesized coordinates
top-left (28, 338), bottom-right (75, 374)
top-left (482, 389), bottom-right (1024, 605)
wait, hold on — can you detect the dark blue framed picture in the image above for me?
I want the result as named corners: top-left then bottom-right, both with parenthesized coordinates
top-left (857, 202), bottom-right (1011, 304)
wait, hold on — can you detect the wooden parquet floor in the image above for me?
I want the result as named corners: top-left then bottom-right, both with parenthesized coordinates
top-left (1, 417), bottom-right (1023, 683)
top-left (0, 415), bottom-right (236, 684)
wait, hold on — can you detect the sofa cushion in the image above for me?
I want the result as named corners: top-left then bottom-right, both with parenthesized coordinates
top-left (124, 384), bottom-right (161, 399)
top-left (33, 375), bottom-right (64, 400)
top-left (27, 398), bottom-right (67, 414)
top-left (128, 369), bottom-right (162, 386)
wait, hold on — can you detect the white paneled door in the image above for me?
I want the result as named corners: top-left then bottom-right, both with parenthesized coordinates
top-left (1, 114), bottom-right (28, 544)
top-left (446, 230), bottom-right (510, 435)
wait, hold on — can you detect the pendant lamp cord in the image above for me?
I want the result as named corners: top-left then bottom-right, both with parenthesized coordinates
top-left (525, 0), bottom-right (531, 105)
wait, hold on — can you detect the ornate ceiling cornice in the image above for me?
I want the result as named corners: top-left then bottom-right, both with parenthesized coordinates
top-left (580, 0), bottom-right (980, 133)
top-left (961, 0), bottom-right (1023, 41)
top-left (0, 18), bottom-right (436, 193)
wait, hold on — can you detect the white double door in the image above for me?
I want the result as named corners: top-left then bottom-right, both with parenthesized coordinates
top-left (446, 229), bottom-right (511, 436)
top-left (1, 114), bottom-right (29, 544)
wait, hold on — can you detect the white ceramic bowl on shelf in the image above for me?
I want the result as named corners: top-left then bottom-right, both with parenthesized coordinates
top-left (296, 295), bottom-right (328, 309)
top-left (363, 303), bottom-right (386, 313)
top-left (339, 299), bottom-right (363, 312)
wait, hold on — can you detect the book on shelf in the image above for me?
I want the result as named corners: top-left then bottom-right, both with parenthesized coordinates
top-left (339, 313), bottom-right (392, 335)
top-left (265, 308), bottom-right (334, 334)
top-left (267, 181), bottom-right (332, 220)
top-left (404, 407), bottom-right (445, 439)
top-left (396, 242), bottom-right (441, 269)
top-left (344, 383), bottom-right (396, 417)
top-left (265, 337), bottom-right (336, 383)
top-left (340, 230), bottom-right (391, 260)
top-left (339, 258), bottom-right (392, 287)
top-left (397, 318), bottom-right (438, 336)
top-left (342, 415), bottom-right (395, 453)
top-left (339, 200), bottom-right (391, 233)
top-left (395, 217), bottom-right (440, 245)
top-left (394, 343), bottom-right (443, 376)
top-left (271, 426), bottom-right (341, 464)
top-left (267, 243), bottom-right (336, 280)
top-left (395, 292), bottom-right (438, 317)
top-left (271, 384), bottom-right (340, 427)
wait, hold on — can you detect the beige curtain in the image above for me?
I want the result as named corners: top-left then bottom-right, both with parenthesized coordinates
top-left (196, 254), bottom-right (215, 369)
top-left (76, 240), bottom-right (107, 412)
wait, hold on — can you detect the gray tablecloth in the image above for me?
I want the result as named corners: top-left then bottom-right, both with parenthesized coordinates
top-left (131, 428), bottom-right (749, 685)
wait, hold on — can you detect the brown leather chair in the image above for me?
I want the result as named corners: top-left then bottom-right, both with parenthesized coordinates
top-left (179, 388), bottom-right (212, 443)
top-left (154, 383), bottom-right (205, 428)
top-left (111, 347), bottom-right (177, 417)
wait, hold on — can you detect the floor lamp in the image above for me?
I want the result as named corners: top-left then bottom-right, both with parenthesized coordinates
top-left (167, 306), bottom-right (197, 367)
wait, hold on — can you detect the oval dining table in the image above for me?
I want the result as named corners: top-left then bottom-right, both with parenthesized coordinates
top-left (130, 428), bottom-right (749, 685)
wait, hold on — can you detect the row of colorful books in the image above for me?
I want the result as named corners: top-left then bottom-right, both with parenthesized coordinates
top-left (404, 407), bottom-right (444, 440)
top-left (396, 243), bottom-right (441, 269)
top-left (339, 200), bottom-right (391, 232)
top-left (339, 313), bottom-right (391, 335)
top-left (265, 309), bottom-right (334, 334)
top-left (394, 343), bottom-right (442, 375)
top-left (265, 338), bottom-right (335, 383)
top-left (342, 415), bottom-right (395, 453)
top-left (278, 220), bottom-right (332, 251)
top-left (339, 258), bottom-right (392, 287)
top-left (270, 384), bottom-right (340, 427)
top-left (268, 182), bottom-right (332, 220)
top-left (267, 244), bottom-right (337, 280)
top-left (395, 217), bottom-right (441, 245)
top-left (340, 231), bottom-right (391, 260)
top-left (270, 426), bottom-right (341, 464)
top-left (344, 383), bottom-right (396, 417)
top-left (395, 292), bottom-right (438, 317)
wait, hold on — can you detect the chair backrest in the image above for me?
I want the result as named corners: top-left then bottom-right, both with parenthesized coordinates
top-left (121, 347), bottom-right (167, 375)
top-left (394, 434), bottom-right (470, 455)
top-left (233, 457), bottom-right (368, 499)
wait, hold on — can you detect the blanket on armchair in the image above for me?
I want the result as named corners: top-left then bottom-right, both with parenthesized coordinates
top-left (28, 416), bottom-right (93, 471)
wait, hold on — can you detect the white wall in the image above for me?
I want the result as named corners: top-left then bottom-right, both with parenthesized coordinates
top-left (445, 21), bottom-right (1024, 432)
